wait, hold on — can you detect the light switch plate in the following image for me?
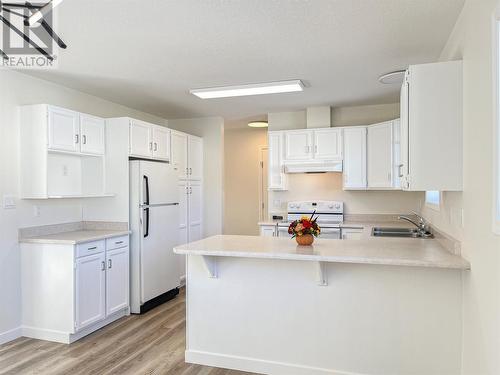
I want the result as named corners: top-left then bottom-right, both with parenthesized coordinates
top-left (3, 194), bottom-right (16, 209)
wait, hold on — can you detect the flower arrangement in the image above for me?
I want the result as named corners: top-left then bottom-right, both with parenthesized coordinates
top-left (288, 212), bottom-right (320, 245)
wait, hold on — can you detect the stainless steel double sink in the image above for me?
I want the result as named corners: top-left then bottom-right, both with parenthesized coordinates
top-left (371, 227), bottom-right (433, 238)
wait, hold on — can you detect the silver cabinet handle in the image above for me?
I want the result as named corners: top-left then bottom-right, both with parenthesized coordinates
top-left (186, 186), bottom-right (189, 194)
top-left (189, 167), bottom-right (192, 175)
top-left (101, 261), bottom-right (106, 271)
top-left (82, 135), bottom-right (87, 145)
top-left (75, 134), bottom-right (79, 144)
top-left (314, 145), bottom-right (318, 153)
top-left (154, 142), bottom-right (158, 151)
top-left (115, 240), bottom-right (123, 245)
top-left (398, 164), bottom-right (404, 178)
top-left (149, 142), bottom-right (153, 150)
top-left (108, 259), bottom-right (112, 269)
top-left (189, 187), bottom-right (192, 194)
top-left (87, 246), bottom-right (97, 251)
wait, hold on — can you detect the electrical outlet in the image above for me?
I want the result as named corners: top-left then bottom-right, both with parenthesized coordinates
top-left (33, 205), bottom-right (40, 217)
top-left (62, 165), bottom-right (68, 176)
top-left (273, 199), bottom-right (281, 209)
top-left (3, 194), bottom-right (16, 209)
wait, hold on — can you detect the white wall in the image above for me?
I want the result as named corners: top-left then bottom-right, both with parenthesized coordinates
top-left (224, 127), bottom-right (267, 235)
top-left (420, 1), bottom-right (500, 373)
top-left (168, 117), bottom-right (225, 237)
top-left (331, 103), bottom-right (400, 127)
top-left (269, 173), bottom-right (421, 216)
top-left (0, 70), bottom-right (167, 341)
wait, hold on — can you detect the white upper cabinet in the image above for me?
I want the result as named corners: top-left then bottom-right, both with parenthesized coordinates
top-left (152, 125), bottom-right (170, 161)
top-left (129, 120), bottom-right (171, 161)
top-left (171, 131), bottom-right (188, 179)
top-left (129, 120), bottom-right (152, 158)
top-left (268, 131), bottom-right (287, 190)
top-left (80, 114), bottom-right (105, 155)
top-left (284, 130), bottom-right (313, 161)
top-left (283, 128), bottom-right (342, 163)
top-left (188, 135), bottom-right (203, 180)
top-left (343, 127), bottom-right (367, 189)
top-left (313, 128), bottom-right (342, 160)
top-left (20, 105), bottom-right (109, 199)
top-left (48, 106), bottom-right (80, 152)
top-left (400, 60), bottom-right (463, 191)
top-left (367, 122), bottom-right (393, 189)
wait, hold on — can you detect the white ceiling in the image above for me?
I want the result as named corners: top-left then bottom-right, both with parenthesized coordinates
top-left (26, 0), bottom-right (464, 120)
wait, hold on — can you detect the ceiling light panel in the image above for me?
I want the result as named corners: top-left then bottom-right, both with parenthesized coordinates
top-left (190, 80), bottom-right (304, 99)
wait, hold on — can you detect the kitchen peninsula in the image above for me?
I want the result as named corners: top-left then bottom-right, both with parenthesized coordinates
top-left (175, 235), bottom-right (469, 375)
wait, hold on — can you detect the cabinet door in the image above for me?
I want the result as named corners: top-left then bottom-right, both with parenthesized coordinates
top-left (268, 132), bottom-right (287, 190)
top-left (399, 74), bottom-right (410, 190)
top-left (392, 119), bottom-right (402, 189)
top-left (260, 226), bottom-right (276, 237)
top-left (178, 180), bottom-right (189, 245)
top-left (106, 247), bottom-right (129, 316)
top-left (152, 126), bottom-right (170, 161)
top-left (313, 128), bottom-right (342, 160)
top-left (171, 131), bottom-right (188, 179)
top-left (188, 136), bottom-right (203, 180)
top-left (47, 106), bottom-right (80, 152)
top-left (188, 180), bottom-right (202, 242)
top-left (80, 114), bottom-right (105, 155)
top-left (75, 253), bottom-right (106, 330)
top-left (129, 120), bottom-right (152, 158)
top-left (367, 122), bottom-right (393, 189)
top-left (343, 127), bottom-right (367, 189)
top-left (284, 130), bottom-right (313, 161)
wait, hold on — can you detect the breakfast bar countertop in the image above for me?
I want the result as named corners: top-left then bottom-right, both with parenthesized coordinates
top-left (174, 234), bottom-right (470, 270)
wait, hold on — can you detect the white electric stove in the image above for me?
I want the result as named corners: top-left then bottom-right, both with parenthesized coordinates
top-left (277, 200), bottom-right (344, 239)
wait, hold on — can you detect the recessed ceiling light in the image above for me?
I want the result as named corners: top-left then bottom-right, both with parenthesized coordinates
top-left (190, 80), bottom-right (304, 99)
top-left (378, 70), bottom-right (406, 84)
top-left (248, 121), bottom-right (268, 128)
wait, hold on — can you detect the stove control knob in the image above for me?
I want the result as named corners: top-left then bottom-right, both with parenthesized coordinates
top-left (334, 204), bottom-right (341, 209)
top-left (328, 204), bottom-right (334, 208)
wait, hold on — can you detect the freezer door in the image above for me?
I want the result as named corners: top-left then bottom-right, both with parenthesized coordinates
top-left (139, 161), bottom-right (178, 205)
top-left (140, 204), bottom-right (180, 303)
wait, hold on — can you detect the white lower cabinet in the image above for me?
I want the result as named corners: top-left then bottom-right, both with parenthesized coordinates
top-left (20, 235), bottom-right (130, 344)
top-left (75, 252), bottom-right (106, 330)
top-left (259, 224), bottom-right (277, 237)
top-left (105, 247), bottom-right (130, 315)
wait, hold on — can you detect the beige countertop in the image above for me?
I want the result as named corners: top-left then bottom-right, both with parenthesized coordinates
top-left (19, 229), bottom-right (130, 245)
top-left (174, 234), bottom-right (470, 270)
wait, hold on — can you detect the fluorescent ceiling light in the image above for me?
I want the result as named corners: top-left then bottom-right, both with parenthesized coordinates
top-left (27, 0), bottom-right (64, 27)
top-left (248, 121), bottom-right (268, 128)
top-left (190, 80), bottom-right (304, 99)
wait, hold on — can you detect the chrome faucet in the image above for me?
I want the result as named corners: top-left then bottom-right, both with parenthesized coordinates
top-left (398, 211), bottom-right (432, 237)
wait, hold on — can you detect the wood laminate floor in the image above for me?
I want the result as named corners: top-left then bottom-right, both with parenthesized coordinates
top-left (0, 289), bottom-right (254, 375)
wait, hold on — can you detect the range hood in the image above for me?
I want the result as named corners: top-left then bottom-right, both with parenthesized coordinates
top-left (284, 161), bottom-right (343, 174)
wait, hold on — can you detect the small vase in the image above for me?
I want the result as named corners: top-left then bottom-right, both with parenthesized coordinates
top-left (296, 234), bottom-right (314, 246)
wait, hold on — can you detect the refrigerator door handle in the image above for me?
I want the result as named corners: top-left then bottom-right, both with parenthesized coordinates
top-left (143, 207), bottom-right (149, 238)
top-left (143, 175), bottom-right (150, 205)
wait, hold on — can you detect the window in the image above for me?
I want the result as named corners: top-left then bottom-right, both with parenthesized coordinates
top-left (425, 191), bottom-right (441, 210)
top-left (494, 16), bottom-right (500, 234)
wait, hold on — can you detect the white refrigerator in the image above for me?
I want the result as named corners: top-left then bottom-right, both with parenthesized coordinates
top-left (129, 160), bottom-right (180, 314)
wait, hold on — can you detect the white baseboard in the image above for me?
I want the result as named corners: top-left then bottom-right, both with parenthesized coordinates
top-left (0, 327), bottom-right (22, 345)
top-left (22, 308), bottom-right (129, 344)
top-left (185, 350), bottom-right (367, 375)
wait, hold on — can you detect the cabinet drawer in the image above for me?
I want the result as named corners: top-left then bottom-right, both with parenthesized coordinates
top-left (76, 240), bottom-right (105, 258)
top-left (106, 235), bottom-right (129, 251)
